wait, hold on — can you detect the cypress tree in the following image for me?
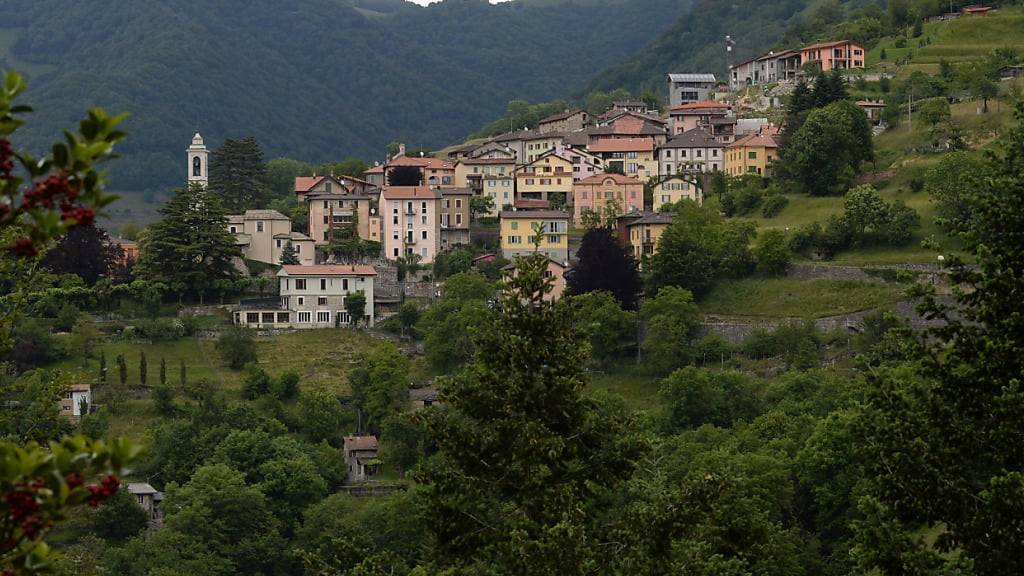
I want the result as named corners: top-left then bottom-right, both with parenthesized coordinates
top-left (159, 357), bottom-right (167, 385)
top-left (180, 359), bottom-right (186, 387)
top-left (117, 354), bottom-right (127, 385)
top-left (99, 351), bottom-right (107, 383)
top-left (139, 351), bottom-right (147, 385)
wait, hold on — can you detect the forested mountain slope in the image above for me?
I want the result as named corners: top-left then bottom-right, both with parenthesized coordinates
top-left (0, 0), bottom-right (693, 190)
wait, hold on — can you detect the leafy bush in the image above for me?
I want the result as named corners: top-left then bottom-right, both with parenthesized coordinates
top-left (242, 364), bottom-right (272, 399)
top-left (761, 194), bottom-right (789, 218)
top-left (217, 326), bottom-right (257, 370)
top-left (134, 318), bottom-right (186, 341)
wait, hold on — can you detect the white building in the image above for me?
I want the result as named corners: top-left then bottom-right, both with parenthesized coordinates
top-left (187, 132), bottom-right (209, 188)
top-left (233, 264), bottom-right (376, 328)
top-left (657, 128), bottom-right (725, 175)
top-left (59, 383), bottom-right (91, 421)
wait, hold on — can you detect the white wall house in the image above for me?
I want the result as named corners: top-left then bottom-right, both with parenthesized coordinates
top-left (59, 383), bottom-right (91, 421)
top-left (233, 265), bottom-right (376, 328)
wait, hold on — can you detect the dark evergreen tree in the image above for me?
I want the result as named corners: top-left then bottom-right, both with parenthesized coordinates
top-left (99, 351), bottom-right (107, 383)
top-left (139, 351), bottom-right (147, 386)
top-left (416, 253), bottom-right (642, 574)
top-left (279, 241), bottom-right (300, 265)
top-left (135, 183), bottom-right (242, 302)
top-left (207, 136), bottom-right (271, 212)
top-left (159, 356), bottom-right (166, 385)
top-left (179, 359), bottom-right (186, 387)
top-left (39, 223), bottom-right (120, 285)
top-left (566, 227), bottom-right (641, 310)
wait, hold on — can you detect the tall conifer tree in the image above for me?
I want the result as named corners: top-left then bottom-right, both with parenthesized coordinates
top-left (207, 136), bottom-right (271, 211)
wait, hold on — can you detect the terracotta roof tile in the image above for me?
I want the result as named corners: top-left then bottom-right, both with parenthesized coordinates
top-left (588, 138), bottom-right (656, 153)
top-left (381, 186), bottom-right (441, 200)
top-left (281, 265), bottom-right (376, 276)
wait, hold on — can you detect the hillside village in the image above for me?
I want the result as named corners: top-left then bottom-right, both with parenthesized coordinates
top-left (2, 1), bottom-right (1024, 575)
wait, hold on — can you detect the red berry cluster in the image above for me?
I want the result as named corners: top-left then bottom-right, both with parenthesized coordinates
top-left (0, 138), bottom-right (13, 177)
top-left (4, 480), bottom-right (45, 539)
top-left (23, 173), bottom-right (74, 211)
top-left (86, 475), bottom-right (120, 508)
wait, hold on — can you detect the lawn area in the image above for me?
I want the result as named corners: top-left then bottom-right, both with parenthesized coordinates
top-left (586, 366), bottom-right (663, 413)
top-left (50, 328), bottom-right (388, 438)
top-left (699, 277), bottom-right (905, 319)
top-left (866, 6), bottom-right (1024, 79)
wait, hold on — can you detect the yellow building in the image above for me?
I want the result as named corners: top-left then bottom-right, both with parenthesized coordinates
top-left (515, 151), bottom-right (576, 207)
top-left (627, 212), bottom-right (674, 266)
top-left (653, 175), bottom-right (702, 211)
top-left (499, 210), bottom-right (571, 262)
top-left (725, 133), bottom-right (778, 178)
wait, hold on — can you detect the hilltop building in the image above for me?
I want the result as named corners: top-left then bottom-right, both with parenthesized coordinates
top-left (666, 73), bottom-right (717, 107)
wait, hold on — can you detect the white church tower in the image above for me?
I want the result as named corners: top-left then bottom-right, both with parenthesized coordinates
top-left (187, 132), bottom-right (209, 187)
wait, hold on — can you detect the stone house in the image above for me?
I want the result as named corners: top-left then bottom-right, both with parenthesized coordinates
top-left (538, 109), bottom-right (589, 134)
top-left (344, 435), bottom-right (380, 483)
top-left (127, 482), bottom-right (163, 525)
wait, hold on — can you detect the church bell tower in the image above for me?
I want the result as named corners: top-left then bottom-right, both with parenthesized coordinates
top-left (187, 132), bottom-right (209, 188)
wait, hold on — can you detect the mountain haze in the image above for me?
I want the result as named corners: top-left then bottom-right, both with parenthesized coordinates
top-left (0, 0), bottom-right (693, 190)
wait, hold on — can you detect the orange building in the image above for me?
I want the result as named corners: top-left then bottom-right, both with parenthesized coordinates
top-left (800, 40), bottom-right (866, 72)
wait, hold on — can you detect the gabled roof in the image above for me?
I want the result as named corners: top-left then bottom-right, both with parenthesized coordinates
top-left (513, 199), bottom-right (551, 210)
top-left (575, 173), bottom-right (642, 186)
top-left (628, 212), bottom-right (675, 226)
top-left (381, 186), bottom-right (441, 200)
top-left (856, 100), bottom-right (887, 108)
top-left (234, 209), bottom-right (289, 220)
top-left (539, 109), bottom-right (586, 124)
top-left (457, 157), bottom-right (515, 166)
top-left (365, 165), bottom-right (385, 174)
top-left (662, 128), bottom-right (721, 149)
top-left (588, 138), bottom-right (656, 153)
top-left (127, 483), bottom-right (158, 495)
top-left (729, 133), bottom-right (778, 149)
top-left (667, 73), bottom-right (717, 83)
top-left (272, 231), bottom-right (315, 241)
top-left (499, 210), bottom-right (571, 220)
top-left (280, 265), bottom-right (376, 276)
top-left (344, 435), bottom-right (379, 452)
top-left (801, 39), bottom-right (859, 51)
top-left (387, 155), bottom-right (454, 170)
top-left (442, 187), bottom-right (474, 196)
top-left (670, 100), bottom-right (731, 113)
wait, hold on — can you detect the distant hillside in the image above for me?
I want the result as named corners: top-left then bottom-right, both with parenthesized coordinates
top-left (0, 0), bottom-right (693, 191)
top-left (579, 0), bottom-right (809, 96)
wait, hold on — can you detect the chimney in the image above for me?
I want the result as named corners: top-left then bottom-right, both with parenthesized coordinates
top-left (398, 143), bottom-right (406, 157)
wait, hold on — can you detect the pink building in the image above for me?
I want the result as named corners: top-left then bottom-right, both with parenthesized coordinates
top-left (572, 173), bottom-right (644, 220)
